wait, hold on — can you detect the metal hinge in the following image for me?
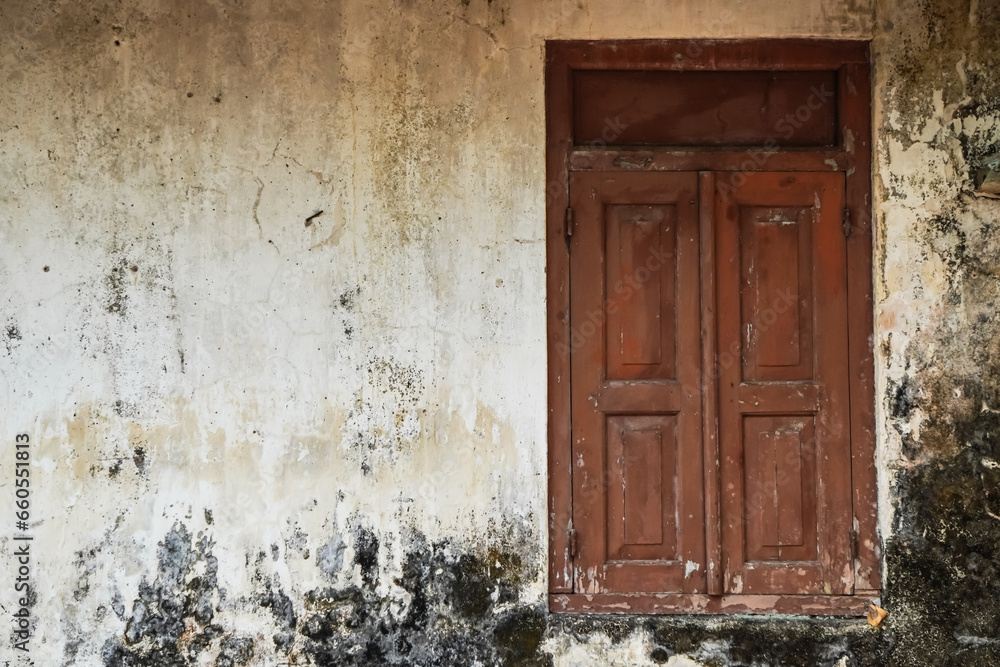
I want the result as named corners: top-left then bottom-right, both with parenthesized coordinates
top-left (842, 208), bottom-right (852, 238)
top-left (565, 206), bottom-right (574, 238)
top-left (568, 528), bottom-right (579, 559)
top-left (850, 527), bottom-right (859, 562)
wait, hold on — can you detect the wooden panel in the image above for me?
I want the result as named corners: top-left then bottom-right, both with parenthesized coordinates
top-left (547, 39), bottom-right (869, 73)
top-left (570, 172), bottom-right (705, 596)
top-left (606, 204), bottom-right (677, 379)
top-left (574, 70), bottom-right (838, 147)
top-left (841, 61), bottom-right (881, 591)
top-left (747, 213), bottom-right (801, 368)
top-left (737, 383), bottom-right (820, 413)
top-left (699, 171), bottom-right (723, 597)
top-left (716, 171), bottom-right (853, 597)
top-left (595, 381), bottom-right (682, 415)
top-left (624, 429), bottom-right (664, 545)
top-left (546, 41), bottom-right (575, 593)
top-left (550, 593), bottom-right (873, 615)
top-left (740, 205), bottom-right (814, 382)
top-left (569, 149), bottom-right (853, 174)
top-left (743, 416), bottom-right (817, 564)
top-left (607, 415), bottom-right (678, 560)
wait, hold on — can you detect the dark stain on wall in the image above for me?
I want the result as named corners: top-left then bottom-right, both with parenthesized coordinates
top-left (106, 263), bottom-right (130, 317)
top-left (872, 2), bottom-right (1000, 666)
top-left (344, 356), bottom-right (426, 475)
top-left (102, 522), bottom-right (550, 667)
top-left (552, 614), bottom-right (890, 666)
top-left (280, 528), bottom-right (549, 667)
top-left (4, 322), bottom-right (22, 353)
top-left (103, 523), bottom-right (236, 666)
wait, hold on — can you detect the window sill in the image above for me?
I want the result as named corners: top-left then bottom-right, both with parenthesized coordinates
top-left (549, 593), bottom-right (878, 616)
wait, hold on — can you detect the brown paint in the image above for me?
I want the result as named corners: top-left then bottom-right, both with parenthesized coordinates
top-left (547, 39), bottom-right (877, 614)
top-left (573, 70), bottom-right (839, 147)
top-left (569, 172), bottom-right (705, 596)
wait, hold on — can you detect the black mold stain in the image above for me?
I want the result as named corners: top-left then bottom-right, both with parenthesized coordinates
top-left (215, 637), bottom-right (253, 666)
top-left (4, 323), bottom-right (21, 353)
top-left (878, 347), bottom-right (1000, 665)
top-left (872, 10), bottom-right (1000, 660)
top-left (338, 287), bottom-right (358, 310)
top-left (888, 375), bottom-right (916, 421)
top-left (254, 574), bottom-right (297, 652)
top-left (552, 614), bottom-right (889, 667)
top-left (106, 263), bottom-right (129, 316)
top-left (353, 526), bottom-right (379, 590)
top-left (293, 531), bottom-right (550, 667)
top-left (132, 446), bottom-right (146, 473)
top-left (113, 398), bottom-right (141, 420)
top-left (345, 356), bottom-right (426, 474)
top-left (94, 508), bottom-right (998, 667)
top-left (103, 523), bottom-right (244, 666)
top-left (106, 523), bottom-right (551, 667)
top-left (887, 375), bottom-right (919, 458)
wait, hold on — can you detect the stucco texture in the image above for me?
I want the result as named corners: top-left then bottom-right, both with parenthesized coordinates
top-left (0, 0), bottom-right (997, 665)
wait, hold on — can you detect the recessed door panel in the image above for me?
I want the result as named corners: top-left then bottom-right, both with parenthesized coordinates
top-left (743, 415), bottom-right (817, 564)
top-left (740, 206), bottom-right (814, 381)
top-left (606, 204), bottom-right (678, 380)
top-left (607, 415), bottom-right (679, 561)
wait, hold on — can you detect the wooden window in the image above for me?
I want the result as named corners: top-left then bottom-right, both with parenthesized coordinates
top-left (546, 40), bottom-right (878, 615)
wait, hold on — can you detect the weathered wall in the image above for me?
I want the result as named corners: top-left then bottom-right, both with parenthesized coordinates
top-left (0, 0), bottom-right (997, 664)
top-left (874, 0), bottom-right (1000, 664)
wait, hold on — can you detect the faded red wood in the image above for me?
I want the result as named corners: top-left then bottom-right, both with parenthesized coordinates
top-left (776, 428), bottom-right (805, 546)
top-left (748, 213), bottom-right (803, 369)
top-left (841, 61), bottom-right (881, 592)
top-left (607, 416), bottom-right (676, 558)
top-left (547, 39), bottom-right (869, 72)
top-left (743, 417), bottom-right (816, 563)
top-left (699, 171), bottom-right (723, 597)
top-left (570, 172), bottom-right (705, 596)
top-left (593, 380), bottom-right (682, 413)
top-left (549, 593), bottom-right (873, 615)
top-left (740, 204), bottom-right (814, 382)
top-left (570, 149), bottom-right (852, 173)
top-left (545, 41), bottom-right (574, 594)
top-left (573, 70), bottom-right (838, 147)
top-left (547, 39), bottom-right (877, 614)
top-left (606, 204), bottom-right (676, 378)
top-left (622, 427), bottom-right (667, 546)
top-left (716, 171), bottom-right (852, 596)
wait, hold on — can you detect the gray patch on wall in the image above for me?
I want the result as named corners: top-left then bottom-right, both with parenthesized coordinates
top-left (99, 521), bottom-right (550, 667)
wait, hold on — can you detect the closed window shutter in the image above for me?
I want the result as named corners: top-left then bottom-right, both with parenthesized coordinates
top-left (568, 171), bottom-right (855, 598)
top-left (569, 172), bottom-right (706, 595)
top-left (715, 172), bottom-right (854, 596)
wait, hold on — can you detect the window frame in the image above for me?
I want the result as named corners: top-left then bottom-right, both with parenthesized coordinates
top-left (545, 38), bottom-right (879, 615)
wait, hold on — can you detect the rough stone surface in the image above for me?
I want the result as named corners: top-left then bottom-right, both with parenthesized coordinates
top-left (0, 0), bottom-right (997, 664)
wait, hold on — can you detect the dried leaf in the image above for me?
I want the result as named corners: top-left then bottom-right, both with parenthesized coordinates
top-left (867, 604), bottom-right (888, 628)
